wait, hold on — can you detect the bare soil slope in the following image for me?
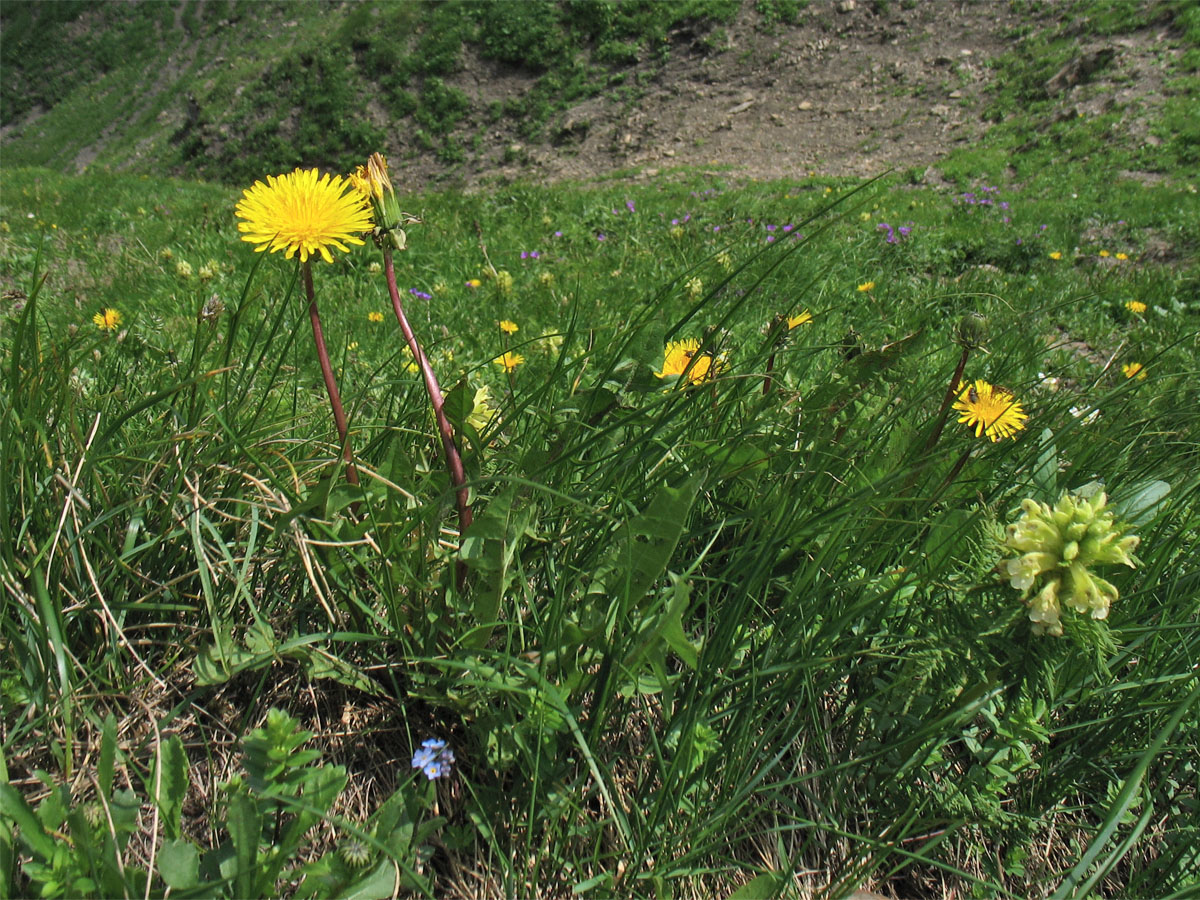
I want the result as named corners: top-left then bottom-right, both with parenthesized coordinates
top-left (405, 0), bottom-right (1029, 187)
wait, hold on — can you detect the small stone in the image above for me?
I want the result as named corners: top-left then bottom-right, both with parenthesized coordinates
top-left (797, 100), bottom-right (813, 111)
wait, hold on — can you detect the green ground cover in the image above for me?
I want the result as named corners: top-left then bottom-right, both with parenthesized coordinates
top-left (1, 158), bottom-right (1197, 897)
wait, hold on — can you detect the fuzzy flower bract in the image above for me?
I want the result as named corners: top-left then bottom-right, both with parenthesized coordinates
top-left (1003, 491), bottom-right (1140, 636)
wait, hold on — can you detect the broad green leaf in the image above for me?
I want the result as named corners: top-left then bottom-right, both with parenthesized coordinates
top-left (343, 859), bottom-right (400, 900)
top-left (152, 735), bottom-right (189, 841)
top-left (1110, 479), bottom-right (1170, 527)
top-left (98, 713), bottom-right (117, 801)
top-left (0, 782), bottom-right (55, 860)
top-left (157, 838), bottom-right (201, 891)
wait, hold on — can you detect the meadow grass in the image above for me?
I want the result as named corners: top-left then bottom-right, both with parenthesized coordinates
top-left (1, 163), bottom-right (1198, 898)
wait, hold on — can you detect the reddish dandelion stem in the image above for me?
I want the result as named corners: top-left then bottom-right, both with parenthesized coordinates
top-left (304, 262), bottom-right (359, 487)
top-left (382, 250), bottom-right (473, 587)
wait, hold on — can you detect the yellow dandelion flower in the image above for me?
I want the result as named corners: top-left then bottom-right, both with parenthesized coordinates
top-left (857, 281), bottom-right (875, 292)
top-left (368, 311), bottom-right (384, 323)
top-left (953, 379), bottom-right (1029, 442)
top-left (465, 278), bottom-right (482, 289)
top-left (93, 308), bottom-right (121, 331)
top-left (235, 168), bottom-right (373, 264)
top-left (1098, 250), bottom-right (1110, 258)
top-left (1125, 300), bottom-right (1147, 314)
top-left (787, 310), bottom-right (813, 329)
top-left (494, 351), bottom-right (524, 372)
top-left (1048, 251), bottom-right (1062, 260)
top-left (1122, 362), bottom-right (1147, 380)
top-left (655, 338), bottom-right (724, 386)
top-left (1115, 252), bottom-right (1128, 260)
top-left (499, 320), bottom-right (519, 335)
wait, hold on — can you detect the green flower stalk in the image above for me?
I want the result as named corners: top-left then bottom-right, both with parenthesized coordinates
top-left (1003, 491), bottom-right (1140, 636)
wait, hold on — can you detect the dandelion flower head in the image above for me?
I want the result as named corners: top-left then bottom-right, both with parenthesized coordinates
top-left (953, 379), bottom-right (1028, 442)
top-left (499, 319), bottom-right (519, 335)
top-left (93, 308), bottom-right (121, 331)
top-left (236, 168), bottom-right (372, 264)
top-left (787, 310), bottom-right (813, 329)
top-left (495, 351), bottom-right (524, 372)
top-left (368, 311), bottom-right (384, 323)
top-left (1122, 362), bottom-right (1146, 380)
top-left (857, 281), bottom-right (875, 292)
top-left (656, 338), bottom-right (724, 386)
top-left (1125, 300), bottom-right (1147, 314)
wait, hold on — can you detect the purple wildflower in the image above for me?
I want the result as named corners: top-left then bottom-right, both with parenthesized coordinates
top-left (409, 288), bottom-right (432, 301)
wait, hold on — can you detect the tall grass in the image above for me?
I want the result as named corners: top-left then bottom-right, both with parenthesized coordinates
top-left (1, 164), bottom-right (1197, 898)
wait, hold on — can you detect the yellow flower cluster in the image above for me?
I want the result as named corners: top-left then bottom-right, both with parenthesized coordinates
top-left (1004, 491), bottom-right (1140, 636)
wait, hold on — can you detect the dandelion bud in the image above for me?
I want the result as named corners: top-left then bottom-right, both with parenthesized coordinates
top-left (956, 311), bottom-right (988, 349)
top-left (353, 153), bottom-right (418, 252)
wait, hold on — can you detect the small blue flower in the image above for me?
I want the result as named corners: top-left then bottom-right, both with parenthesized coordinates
top-left (412, 738), bottom-right (455, 780)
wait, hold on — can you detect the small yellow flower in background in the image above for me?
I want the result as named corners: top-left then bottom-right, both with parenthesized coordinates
top-left (1003, 491), bottom-right (1140, 636)
top-left (1098, 250), bottom-right (1110, 258)
top-left (670, 225), bottom-right (685, 239)
top-left (433, 280), bottom-right (448, 296)
top-left (494, 351), bottom-right (524, 372)
top-left (175, 260), bottom-right (193, 278)
top-left (400, 346), bottom-right (419, 374)
top-left (368, 311), bottom-right (384, 323)
top-left (685, 277), bottom-right (704, 301)
top-left (347, 341), bottom-right (359, 351)
top-left (716, 251), bottom-right (733, 271)
top-left (857, 281), bottom-right (875, 292)
top-left (198, 259), bottom-right (220, 281)
top-left (465, 278), bottom-right (482, 289)
top-left (1115, 252), bottom-right (1128, 260)
top-left (655, 338), bottom-right (725, 386)
top-left (1048, 251), bottom-right (1063, 260)
top-left (368, 261), bottom-right (382, 275)
top-left (496, 270), bottom-right (514, 295)
top-left (499, 320), bottom-right (519, 335)
top-left (538, 271), bottom-right (554, 287)
top-left (235, 167), bottom-right (372, 264)
top-left (1125, 300), bottom-right (1147, 314)
top-left (1122, 362), bottom-right (1147, 380)
top-left (953, 379), bottom-right (1029, 442)
top-left (93, 308), bottom-right (121, 331)
top-left (159, 247), bottom-right (174, 261)
top-left (787, 310), bottom-right (813, 329)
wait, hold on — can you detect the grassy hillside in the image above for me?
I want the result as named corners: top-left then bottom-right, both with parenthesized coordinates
top-left (1, 0), bottom-right (746, 184)
top-left (3, 0), bottom-right (1197, 189)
